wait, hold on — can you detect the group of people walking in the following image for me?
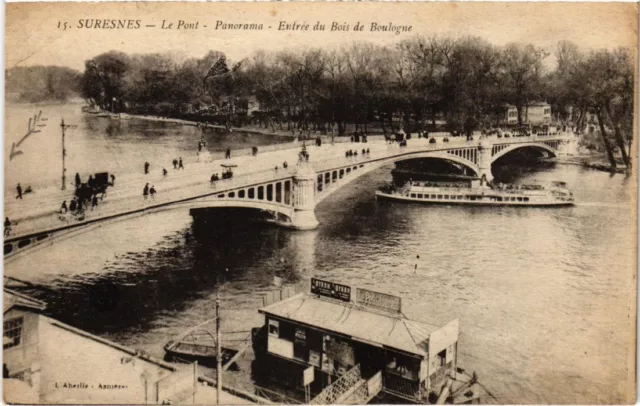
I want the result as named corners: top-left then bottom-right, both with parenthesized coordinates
top-left (60, 194), bottom-right (100, 215)
top-left (345, 148), bottom-right (370, 158)
top-left (58, 172), bottom-right (113, 219)
top-left (274, 161), bottom-right (289, 171)
top-left (15, 183), bottom-right (33, 200)
top-left (171, 158), bottom-right (185, 170)
top-left (143, 183), bottom-right (157, 200)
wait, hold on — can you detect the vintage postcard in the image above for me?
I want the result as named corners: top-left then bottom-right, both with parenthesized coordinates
top-left (3, 2), bottom-right (638, 405)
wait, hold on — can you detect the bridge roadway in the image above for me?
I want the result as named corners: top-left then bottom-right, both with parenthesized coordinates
top-left (4, 133), bottom-right (575, 258)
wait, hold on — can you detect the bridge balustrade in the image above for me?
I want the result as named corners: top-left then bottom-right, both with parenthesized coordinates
top-left (5, 134), bottom-right (575, 251)
top-left (6, 166), bottom-right (299, 241)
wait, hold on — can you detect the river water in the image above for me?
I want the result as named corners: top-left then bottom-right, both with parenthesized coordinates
top-left (4, 103), bottom-right (292, 194)
top-left (4, 104), bottom-right (636, 404)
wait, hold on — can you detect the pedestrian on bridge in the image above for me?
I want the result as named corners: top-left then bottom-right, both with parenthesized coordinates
top-left (4, 217), bottom-right (12, 237)
top-left (143, 183), bottom-right (149, 200)
top-left (76, 198), bottom-right (84, 214)
top-left (16, 184), bottom-right (22, 200)
top-left (178, 157), bottom-right (184, 170)
top-left (150, 186), bottom-right (156, 200)
top-left (162, 168), bottom-right (168, 177)
top-left (75, 173), bottom-right (81, 188)
top-left (144, 162), bottom-right (150, 174)
top-left (60, 201), bottom-right (68, 213)
top-left (70, 198), bottom-right (77, 213)
top-left (225, 148), bottom-right (231, 159)
top-left (110, 174), bottom-right (116, 187)
top-left (91, 195), bottom-right (98, 210)
top-left (172, 159), bottom-right (178, 170)
top-left (283, 161), bottom-right (288, 169)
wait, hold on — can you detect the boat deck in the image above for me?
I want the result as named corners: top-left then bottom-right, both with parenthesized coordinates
top-left (376, 184), bottom-right (573, 206)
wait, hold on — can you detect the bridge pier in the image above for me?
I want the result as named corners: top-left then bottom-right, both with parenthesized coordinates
top-left (477, 139), bottom-right (494, 182)
top-left (289, 162), bottom-right (319, 230)
top-left (556, 138), bottom-right (578, 156)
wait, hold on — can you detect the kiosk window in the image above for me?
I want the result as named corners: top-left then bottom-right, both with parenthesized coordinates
top-left (268, 319), bottom-right (280, 337)
top-left (294, 342), bottom-right (308, 362)
top-left (437, 349), bottom-right (446, 367)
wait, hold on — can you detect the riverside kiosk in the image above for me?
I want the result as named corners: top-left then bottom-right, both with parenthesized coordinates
top-left (256, 277), bottom-right (460, 403)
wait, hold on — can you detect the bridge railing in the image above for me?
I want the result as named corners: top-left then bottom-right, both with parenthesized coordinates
top-left (6, 134), bottom-right (576, 240)
top-left (6, 165), bottom-right (300, 240)
top-left (311, 140), bottom-right (476, 173)
top-left (311, 134), bottom-right (574, 174)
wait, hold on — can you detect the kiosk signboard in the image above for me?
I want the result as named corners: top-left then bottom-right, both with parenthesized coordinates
top-left (356, 288), bottom-right (402, 313)
top-left (311, 278), bottom-right (351, 302)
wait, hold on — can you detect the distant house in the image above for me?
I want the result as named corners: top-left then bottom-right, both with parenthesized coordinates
top-left (246, 96), bottom-right (261, 115)
top-left (505, 102), bottom-right (552, 125)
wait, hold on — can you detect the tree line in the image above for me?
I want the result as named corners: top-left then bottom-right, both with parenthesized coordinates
top-left (75, 36), bottom-right (632, 168)
top-left (6, 66), bottom-right (82, 103)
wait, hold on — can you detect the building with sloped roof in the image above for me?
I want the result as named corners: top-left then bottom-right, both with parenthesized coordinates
top-left (3, 288), bottom-right (258, 405)
top-left (254, 279), bottom-right (460, 403)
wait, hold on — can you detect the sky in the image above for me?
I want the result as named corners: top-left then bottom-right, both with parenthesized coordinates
top-left (5, 2), bottom-right (638, 72)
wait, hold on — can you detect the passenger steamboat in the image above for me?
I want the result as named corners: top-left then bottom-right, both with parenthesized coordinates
top-left (376, 179), bottom-right (574, 207)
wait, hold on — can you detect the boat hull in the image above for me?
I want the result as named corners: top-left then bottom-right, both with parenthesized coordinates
top-left (375, 190), bottom-right (574, 207)
top-left (163, 342), bottom-right (238, 368)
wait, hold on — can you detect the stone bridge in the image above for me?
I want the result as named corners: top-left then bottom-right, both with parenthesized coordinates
top-left (4, 134), bottom-right (576, 262)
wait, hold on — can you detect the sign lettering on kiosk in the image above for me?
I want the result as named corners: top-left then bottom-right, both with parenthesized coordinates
top-left (311, 278), bottom-right (351, 302)
top-left (356, 288), bottom-right (402, 313)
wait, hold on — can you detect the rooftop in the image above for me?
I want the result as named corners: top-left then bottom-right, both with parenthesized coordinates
top-left (259, 293), bottom-right (444, 357)
top-left (3, 288), bottom-right (47, 313)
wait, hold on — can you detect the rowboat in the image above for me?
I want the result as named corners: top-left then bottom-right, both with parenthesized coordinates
top-left (163, 318), bottom-right (248, 369)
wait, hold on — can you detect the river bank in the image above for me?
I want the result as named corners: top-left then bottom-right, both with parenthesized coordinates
top-left (116, 113), bottom-right (325, 140)
top-left (582, 161), bottom-right (630, 174)
top-left (549, 154), bottom-right (631, 174)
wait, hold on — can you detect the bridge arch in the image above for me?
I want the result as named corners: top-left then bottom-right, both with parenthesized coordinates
top-left (491, 142), bottom-right (557, 164)
top-left (315, 150), bottom-right (480, 204)
top-left (4, 196), bottom-right (297, 264)
top-left (170, 198), bottom-right (295, 223)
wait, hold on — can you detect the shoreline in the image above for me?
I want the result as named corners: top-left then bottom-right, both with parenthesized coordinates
top-left (101, 112), bottom-right (399, 140)
top-left (547, 155), bottom-right (630, 174)
top-left (582, 161), bottom-right (629, 174)
top-left (118, 113), bottom-right (319, 140)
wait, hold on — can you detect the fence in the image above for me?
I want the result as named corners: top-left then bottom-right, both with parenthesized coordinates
top-left (262, 284), bottom-right (304, 307)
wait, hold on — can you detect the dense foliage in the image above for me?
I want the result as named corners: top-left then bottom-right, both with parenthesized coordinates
top-left (9, 36), bottom-right (633, 167)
